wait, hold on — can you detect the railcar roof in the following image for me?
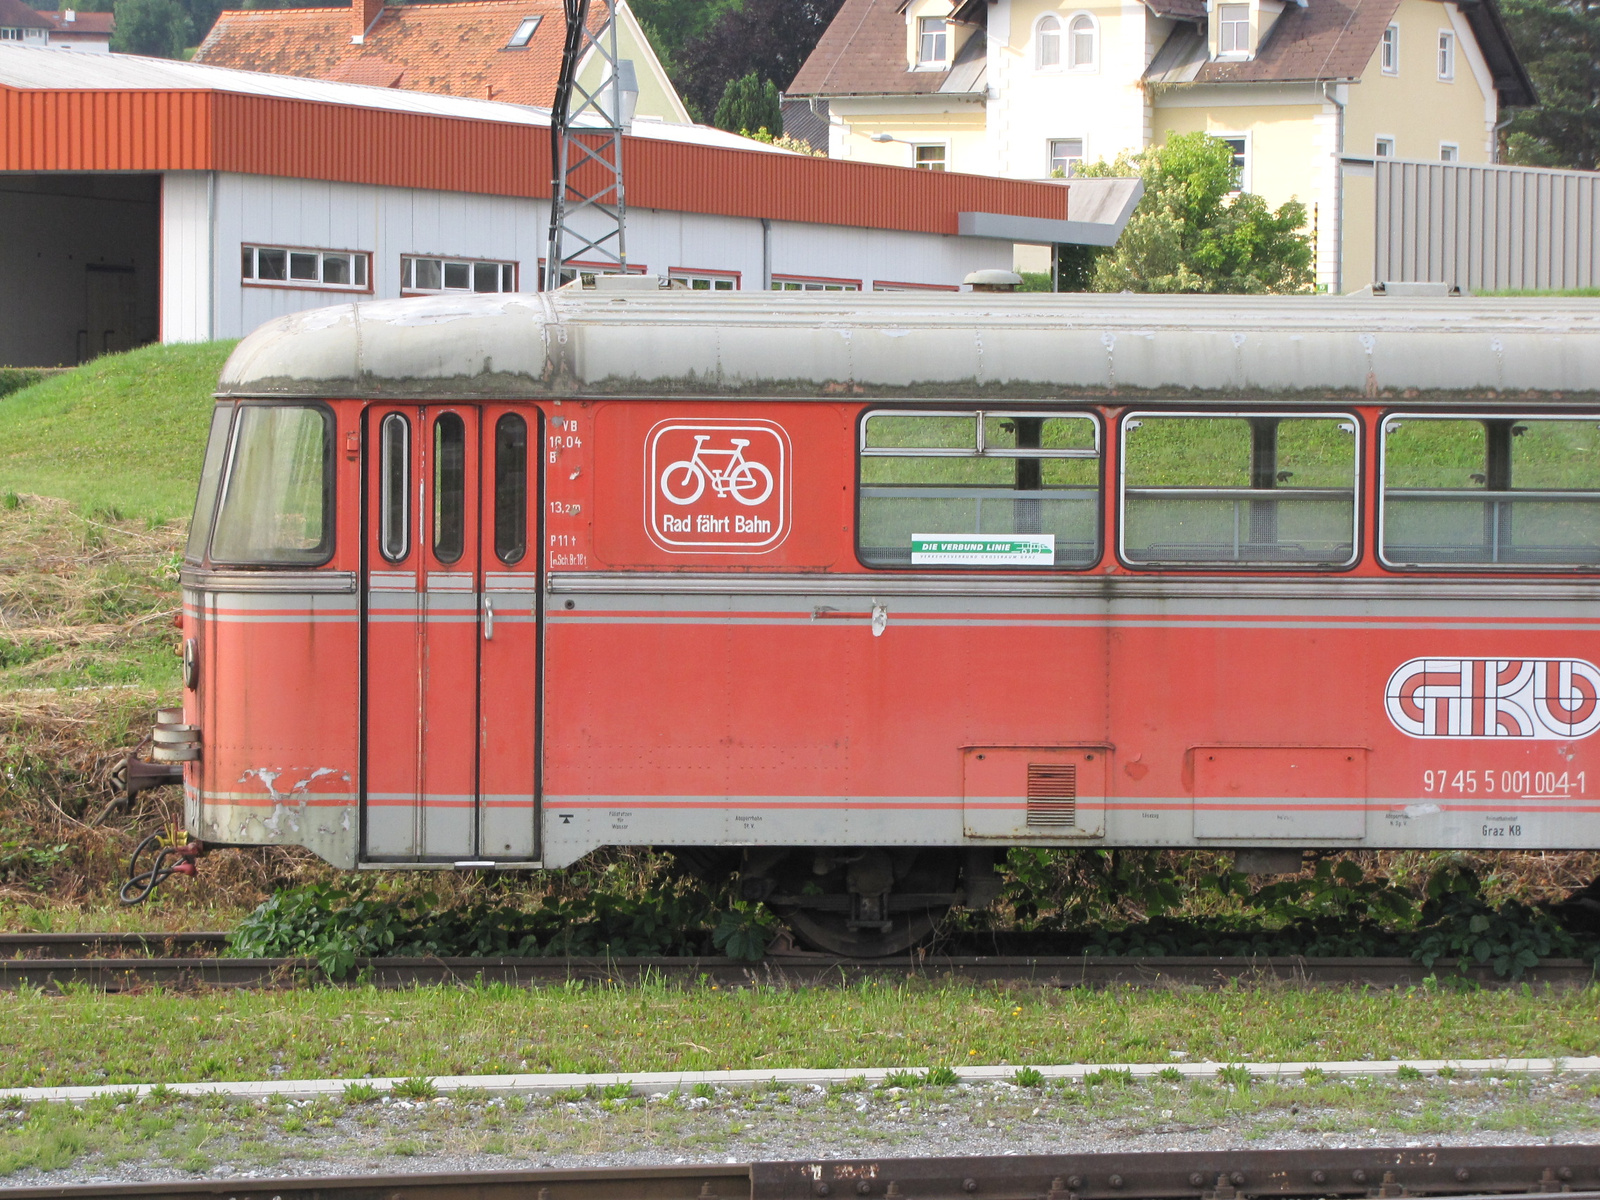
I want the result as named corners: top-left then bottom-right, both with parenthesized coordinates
top-left (216, 290), bottom-right (1600, 402)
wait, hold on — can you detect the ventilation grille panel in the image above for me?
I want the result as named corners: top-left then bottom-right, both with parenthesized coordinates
top-left (1026, 763), bottom-right (1077, 827)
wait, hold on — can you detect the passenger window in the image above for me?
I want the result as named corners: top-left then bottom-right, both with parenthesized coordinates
top-left (378, 413), bottom-right (409, 562)
top-left (1382, 415), bottom-right (1600, 567)
top-left (185, 404), bottom-right (234, 563)
top-left (494, 413), bottom-right (528, 565)
top-left (1120, 413), bottom-right (1358, 566)
top-left (209, 404), bottom-right (334, 565)
top-left (858, 409), bottom-right (1100, 568)
top-left (432, 412), bottom-right (466, 564)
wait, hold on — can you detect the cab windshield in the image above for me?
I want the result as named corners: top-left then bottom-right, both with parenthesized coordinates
top-left (209, 404), bottom-right (334, 566)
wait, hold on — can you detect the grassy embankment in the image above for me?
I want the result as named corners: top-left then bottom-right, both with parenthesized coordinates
top-left (5, 980), bottom-right (1600, 1088)
top-left (0, 341), bottom-right (315, 927)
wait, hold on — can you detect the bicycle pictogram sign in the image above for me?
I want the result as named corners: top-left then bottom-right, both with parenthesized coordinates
top-left (660, 436), bottom-right (774, 507)
top-left (647, 420), bottom-right (789, 553)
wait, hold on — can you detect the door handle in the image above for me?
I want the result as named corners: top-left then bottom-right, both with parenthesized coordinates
top-left (483, 594), bottom-right (494, 640)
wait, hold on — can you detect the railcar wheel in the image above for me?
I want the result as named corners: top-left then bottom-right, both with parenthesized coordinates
top-left (782, 905), bottom-right (942, 958)
top-left (747, 847), bottom-right (966, 959)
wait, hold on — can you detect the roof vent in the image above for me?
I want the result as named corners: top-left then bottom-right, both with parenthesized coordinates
top-left (1358, 281), bottom-right (1466, 297)
top-left (1026, 763), bottom-right (1076, 828)
top-left (591, 273), bottom-right (664, 292)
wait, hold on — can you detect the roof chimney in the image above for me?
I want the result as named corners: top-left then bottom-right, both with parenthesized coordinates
top-left (351, 0), bottom-right (382, 44)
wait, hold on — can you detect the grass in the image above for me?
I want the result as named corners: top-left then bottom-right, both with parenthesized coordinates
top-left (0, 341), bottom-right (235, 524)
top-left (3, 1071), bottom-right (1600, 1180)
top-left (3, 980), bottom-right (1600, 1089)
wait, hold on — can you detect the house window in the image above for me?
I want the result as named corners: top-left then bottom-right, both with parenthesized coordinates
top-left (539, 259), bottom-right (648, 288)
top-left (917, 16), bottom-right (947, 64)
top-left (1375, 136), bottom-right (1395, 157)
top-left (1438, 31), bottom-right (1454, 79)
top-left (1218, 3), bottom-right (1249, 53)
top-left (506, 15), bottom-right (540, 47)
top-left (669, 268), bottom-right (739, 290)
top-left (1036, 14), bottom-right (1061, 68)
top-left (1440, 142), bottom-right (1459, 162)
top-left (0, 28), bottom-right (21, 39)
top-left (402, 255), bottom-right (516, 294)
top-left (1216, 134), bottom-right (1248, 187)
top-left (1049, 138), bottom-right (1085, 176)
top-left (1068, 13), bottom-right (1096, 68)
top-left (914, 144), bottom-right (947, 170)
top-left (771, 275), bottom-right (861, 291)
top-left (1380, 23), bottom-right (1398, 73)
top-left (242, 245), bottom-right (369, 291)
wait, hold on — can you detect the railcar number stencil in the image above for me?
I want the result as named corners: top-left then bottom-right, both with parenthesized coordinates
top-left (1385, 657), bottom-right (1600, 739)
top-left (647, 420), bottom-right (790, 553)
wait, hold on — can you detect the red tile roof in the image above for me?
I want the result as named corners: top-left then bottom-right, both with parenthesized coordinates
top-left (0, 0), bottom-right (53, 30)
top-left (789, 0), bottom-right (954, 97)
top-left (44, 9), bottom-right (114, 34)
top-left (194, 0), bottom-right (602, 106)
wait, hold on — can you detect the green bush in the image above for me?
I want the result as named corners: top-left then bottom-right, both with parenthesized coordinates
top-left (0, 369), bottom-right (47, 399)
top-left (227, 877), bottom-right (771, 977)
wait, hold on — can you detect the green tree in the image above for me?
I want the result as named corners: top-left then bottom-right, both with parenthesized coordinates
top-left (1078, 132), bottom-right (1313, 294)
top-left (713, 71), bottom-right (782, 137)
top-left (1499, 0), bottom-right (1600, 169)
top-left (112, 0), bottom-right (192, 56)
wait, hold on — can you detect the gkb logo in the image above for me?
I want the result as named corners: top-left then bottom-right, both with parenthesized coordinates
top-left (647, 420), bottom-right (789, 553)
top-left (1385, 657), bottom-right (1600, 739)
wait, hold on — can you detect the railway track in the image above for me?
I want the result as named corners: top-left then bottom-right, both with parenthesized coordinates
top-left (0, 938), bottom-right (1595, 990)
top-left (4, 1145), bottom-right (1600, 1200)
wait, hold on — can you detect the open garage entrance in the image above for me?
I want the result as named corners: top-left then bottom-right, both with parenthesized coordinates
top-left (0, 173), bottom-right (160, 368)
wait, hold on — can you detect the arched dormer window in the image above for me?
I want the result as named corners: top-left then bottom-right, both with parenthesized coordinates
top-left (1068, 12), bottom-right (1097, 69)
top-left (1036, 14), bottom-right (1062, 68)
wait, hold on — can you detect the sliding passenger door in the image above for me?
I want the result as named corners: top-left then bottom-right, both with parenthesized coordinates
top-left (476, 404), bottom-right (541, 861)
top-left (362, 405), bottom-right (540, 863)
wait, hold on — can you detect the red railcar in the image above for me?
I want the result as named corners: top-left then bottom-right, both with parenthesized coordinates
top-left (154, 285), bottom-right (1600, 952)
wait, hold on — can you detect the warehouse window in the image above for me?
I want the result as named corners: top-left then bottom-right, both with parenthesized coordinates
top-left (402, 256), bottom-right (516, 294)
top-left (669, 268), bottom-right (739, 290)
top-left (771, 274), bottom-right (860, 291)
top-left (1381, 415), bottom-right (1600, 568)
top-left (873, 280), bottom-right (959, 292)
top-left (242, 245), bottom-right (369, 291)
top-left (859, 409), bottom-right (1101, 569)
top-left (209, 405), bottom-right (334, 566)
top-left (1120, 412), bottom-right (1359, 567)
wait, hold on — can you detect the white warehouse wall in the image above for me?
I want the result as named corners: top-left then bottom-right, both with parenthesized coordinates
top-left (160, 171), bottom-right (1019, 342)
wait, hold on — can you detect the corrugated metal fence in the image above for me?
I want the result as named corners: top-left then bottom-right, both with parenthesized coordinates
top-left (1374, 158), bottom-right (1600, 291)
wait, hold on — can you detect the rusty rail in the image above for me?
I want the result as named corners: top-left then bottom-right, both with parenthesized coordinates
top-left (4, 1145), bottom-right (1600, 1200)
top-left (0, 951), bottom-right (1595, 992)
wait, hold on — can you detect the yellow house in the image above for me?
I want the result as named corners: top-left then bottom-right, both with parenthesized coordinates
top-left (788, 0), bottom-right (1533, 289)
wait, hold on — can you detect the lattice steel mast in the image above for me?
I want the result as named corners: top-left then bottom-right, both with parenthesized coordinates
top-left (544, 0), bottom-right (629, 289)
